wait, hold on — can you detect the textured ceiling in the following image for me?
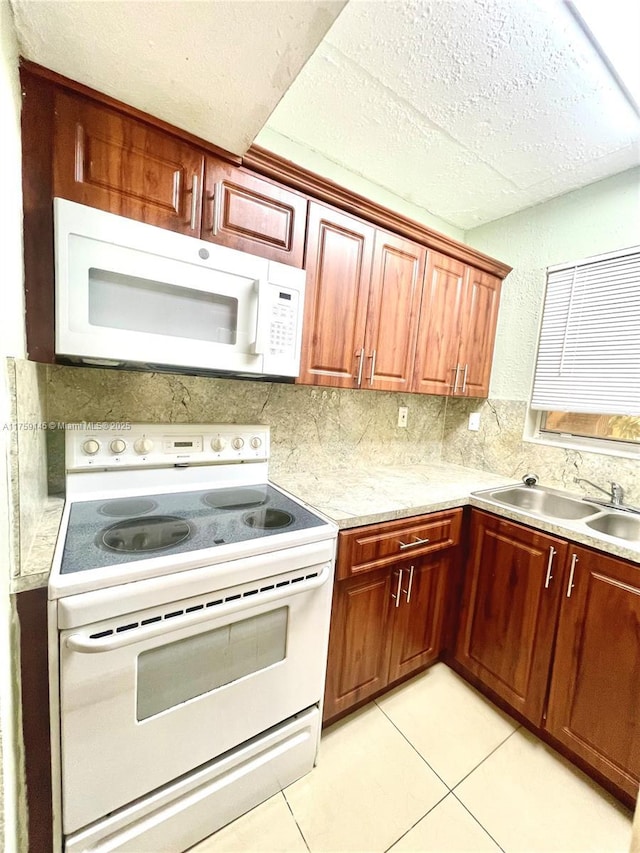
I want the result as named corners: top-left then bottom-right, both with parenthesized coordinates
top-left (10, 0), bottom-right (346, 154)
top-left (10, 0), bottom-right (640, 230)
top-left (260, 0), bottom-right (640, 229)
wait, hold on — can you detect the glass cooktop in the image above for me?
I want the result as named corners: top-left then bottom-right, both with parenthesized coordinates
top-left (60, 484), bottom-right (327, 574)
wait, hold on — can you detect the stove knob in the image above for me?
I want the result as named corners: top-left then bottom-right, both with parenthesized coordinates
top-left (211, 437), bottom-right (226, 452)
top-left (231, 437), bottom-right (245, 450)
top-left (82, 439), bottom-right (100, 456)
top-left (134, 437), bottom-right (154, 455)
top-left (250, 436), bottom-right (262, 449)
top-left (110, 439), bottom-right (127, 455)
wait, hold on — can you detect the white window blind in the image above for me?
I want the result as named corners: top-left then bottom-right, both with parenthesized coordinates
top-left (530, 246), bottom-right (640, 415)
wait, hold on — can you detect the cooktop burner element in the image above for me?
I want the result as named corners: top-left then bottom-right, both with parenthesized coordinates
top-left (243, 508), bottom-right (293, 530)
top-left (99, 516), bottom-right (192, 553)
top-left (203, 486), bottom-right (268, 510)
top-left (99, 498), bottom-right (159, 517)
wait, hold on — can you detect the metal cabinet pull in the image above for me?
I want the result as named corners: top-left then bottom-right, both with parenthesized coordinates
top-left (452, 364), bottom-right (460, 394)
top-left (391, 569), bottom-right (403, 608)
top-left (404, 565), bottom-right (415, 603)
top-left (189, 174), bottom-right (199, 230)
top-left (356, 348), bottom-right (365, 386)
top-left (398, 536), bottom-right (430, 551)
top-left (566, 554), bottom-right (578, 598)
top-left (369, 349), bottom-right (377, 384)
top-left (544, 546), bottom-right (556, 589)
top-left (210, 182), bottom-right (220, 236)
top-left (461, 363), bottom-right (468, 394)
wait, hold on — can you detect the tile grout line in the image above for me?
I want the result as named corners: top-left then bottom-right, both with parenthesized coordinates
top-left (450, 790), bottom-right (507, 853)
top-left (282, 789), bottom-right (311, 853)
top-left (374, 699), bottom-right (453, 792)
top-left (451, 724), bottom-right (522, 792)
top-left (381, 791), bottom-right (450, 853)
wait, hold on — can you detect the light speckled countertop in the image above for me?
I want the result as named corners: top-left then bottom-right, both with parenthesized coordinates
top-left (14, 461), bottom-right (640, 593)
top-left (271, 462), bottom-right (514, 528)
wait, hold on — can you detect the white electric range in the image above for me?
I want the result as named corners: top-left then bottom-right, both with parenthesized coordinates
top-left (48, 423), bottom-right (337, 853)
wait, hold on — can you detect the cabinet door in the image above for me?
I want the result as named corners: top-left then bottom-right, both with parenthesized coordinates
top-left (546, 547), bottom-right (640, 799)
top-left (323, 569), bottom-right (393, 722)
top-left (455, 511), bottom-right (567, 726)
top-left (202, 158), bottom-right (307, 266)
top-left (456, 268), bottom-right (501, 398)
top-left (298, 203), bottom-right (374, 387)
top-left (363, 231), bottom-right (426, 392)
top-left (53, 90), bottom-right (204, 236)
top-left (388, 554), bottom-right (449, 683)
top-left (412, 252), bottom-right (466, 395)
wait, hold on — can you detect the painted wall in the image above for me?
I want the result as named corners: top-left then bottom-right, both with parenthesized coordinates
top-left (0, 0), bottom-right (26, 849)
top-left (468, 167), bottom-right (640, 402)
top-left (440, 168), bottom-right (640, 497)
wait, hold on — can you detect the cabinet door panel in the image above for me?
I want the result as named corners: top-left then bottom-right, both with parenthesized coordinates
top-left (53, 91), bottom-right (204, 235)
top-left (388, 554), bottom-right (449, 683)
top-left (457, 268), bottom-right (501, 397)
top-left (202, 158), bottom-right (307, 266)
top-left (364, 232), bottom-right (426, 392)
top-left (546, 547), bottom-right (640, 798)
top-left (412, 252), bottom-right (465, 395)
top-left (323, 570), bottom-right (393, 721)
top-left (298, 203), bottom-right (374, 387)
top-left (455, 511), bottom-right (567, 726)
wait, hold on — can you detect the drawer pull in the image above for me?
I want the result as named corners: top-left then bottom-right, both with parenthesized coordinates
top-left (391, 569), bottom-right (403, 608)
top-left (399, 536), bottom-right (430, 551)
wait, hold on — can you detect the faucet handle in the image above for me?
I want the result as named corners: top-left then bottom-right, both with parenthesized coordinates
top-left (610, 482), bottom-right (624, 503)
top-left (522, 473), bottom-right (539, 487)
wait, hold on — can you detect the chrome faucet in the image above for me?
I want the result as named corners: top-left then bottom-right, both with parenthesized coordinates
top-left (573, 477), bottom-right (624, 507)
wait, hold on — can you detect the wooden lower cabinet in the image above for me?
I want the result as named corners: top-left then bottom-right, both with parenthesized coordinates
top-left (455, 511), bottom-right (567, 726)
top-left (456, 510), bottom-right (640, 802)
top-left (324, 509), bottom-right (461, 722)
top-left (546, 546), bottom-right (640, 798)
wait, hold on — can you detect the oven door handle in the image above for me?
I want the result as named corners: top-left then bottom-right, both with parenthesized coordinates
top-left (64, 564), bottom-right (332, 654)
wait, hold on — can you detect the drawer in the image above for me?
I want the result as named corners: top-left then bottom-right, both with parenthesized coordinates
top-left (336, 508), bottom-right (463, 580)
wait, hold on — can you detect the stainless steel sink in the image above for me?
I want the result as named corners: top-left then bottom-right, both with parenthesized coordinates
top-left (485, 487), bottom-right (599, 520)
top-left (586, 513), bottom-right (640, 542)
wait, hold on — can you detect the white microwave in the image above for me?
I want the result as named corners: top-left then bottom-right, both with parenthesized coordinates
top-left (54, 198), bottom-right (306, 378)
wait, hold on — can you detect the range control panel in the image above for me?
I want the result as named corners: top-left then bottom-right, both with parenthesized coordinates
top-left (66, 424), bottom-right (270, 471)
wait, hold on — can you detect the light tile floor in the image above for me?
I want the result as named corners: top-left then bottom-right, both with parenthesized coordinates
top-left (191, 664), bottom-right (633, 853)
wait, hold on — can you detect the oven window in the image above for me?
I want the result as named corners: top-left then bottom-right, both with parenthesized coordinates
top-left (136, 608), bottom-right (287, 721)
top-left (88, 269), bottom-right (238, 344)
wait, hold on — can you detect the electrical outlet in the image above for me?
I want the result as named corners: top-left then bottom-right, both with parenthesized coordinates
top-left (468, 412), bottom-right (481, 431)
top-left (398, 406), bottom-right (408, 428)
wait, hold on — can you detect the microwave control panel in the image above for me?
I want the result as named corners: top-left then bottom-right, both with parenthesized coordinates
top-left (269, 288), bottom-right (300, 357)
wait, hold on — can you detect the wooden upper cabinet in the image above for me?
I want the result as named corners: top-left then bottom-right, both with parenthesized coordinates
top-left (412, 253), bottom-right (501, 397)
top-left (364, 232), bottom-right (426, 392)
top-left (298, 203), bottom-right (374, 387)
top-left (455, 511), bottom-right (568, 726)
top-left (53, 90), bottom-right (205, 236)
top-left (412, 252), bottom-right (466, 395)
top-left (202, 158), bottom-right (307, 266)
top-left (458, 268), bottom-right (502, 398)
top-left (545, 546), bottom-right (640, 799)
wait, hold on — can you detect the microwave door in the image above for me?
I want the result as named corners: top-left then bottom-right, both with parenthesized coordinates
top-left (57, 236), bottom-right (267, 373)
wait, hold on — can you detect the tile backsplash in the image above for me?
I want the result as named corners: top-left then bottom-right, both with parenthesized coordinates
top-left (44, 364), bottom-right (448, 492)
top-left (442, 398), bottom-right (640, 505)
top-left (9, 360), bottom-right (640, 582)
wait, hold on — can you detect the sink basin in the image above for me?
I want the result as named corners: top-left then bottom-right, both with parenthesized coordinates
top-left (586, 513), bottom-right (640, 542)
top-left (485, 487), bottom-right (598, 520)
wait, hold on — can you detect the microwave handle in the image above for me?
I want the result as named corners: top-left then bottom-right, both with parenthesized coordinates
top-left (251, 278), bottom-right (271, 355)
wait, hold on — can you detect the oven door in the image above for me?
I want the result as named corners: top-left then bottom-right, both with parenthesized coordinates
top-left (58, 561), bottom-right (333, 835)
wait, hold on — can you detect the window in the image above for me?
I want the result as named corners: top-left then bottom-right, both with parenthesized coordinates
top-left (528, 245), bottom-right (640, 453)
